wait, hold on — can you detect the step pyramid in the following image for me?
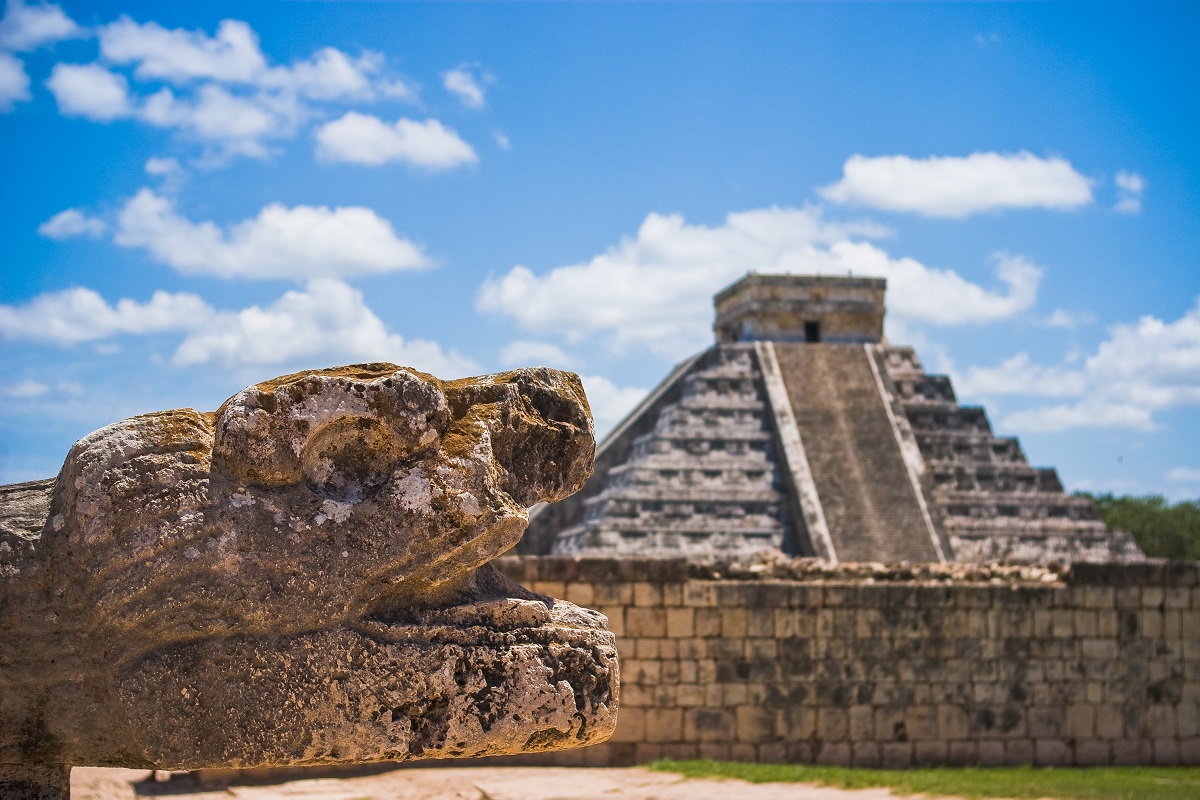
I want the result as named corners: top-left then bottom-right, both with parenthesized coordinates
top-left (523, 274), bottom-right (1142, 564)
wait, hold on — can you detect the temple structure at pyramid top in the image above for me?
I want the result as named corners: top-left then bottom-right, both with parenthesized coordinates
top-left (523, 273), bottom-right (1142, 565)
top-left (713, 273), bottom-right (886, 345)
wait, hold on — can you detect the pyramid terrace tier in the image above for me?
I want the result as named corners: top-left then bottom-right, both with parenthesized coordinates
top-left (602, 463), bottom-right (781, 490)
top-left (891, 373), bottom-right (958, 404)
top-left (912, 431), bottom-right (1028, 465)
top-left (928, 463), bottom-right (1069, 494)
top-left (947, 519), bottom-right (1142, 564)
top-left (552, 521), bottom-right (785, 556)
top-left (934, 489), bottom-right (1103, 522)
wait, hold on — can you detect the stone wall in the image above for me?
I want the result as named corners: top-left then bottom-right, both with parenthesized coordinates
top-left (495, 556), bottom-right (1200, 767)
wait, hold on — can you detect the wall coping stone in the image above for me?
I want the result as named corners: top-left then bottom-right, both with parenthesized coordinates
top-left (496, 554), bottom-right (1200, 587)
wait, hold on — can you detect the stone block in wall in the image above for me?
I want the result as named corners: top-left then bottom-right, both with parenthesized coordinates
top-left (851, 742), bottom-right (881, 767)
top-left (634, 639), bottom-right (659, 659)
top-left (634, 743), bottom-right (665, 763)
top-left (817, 707), bottom-right (849, 741)
top-left (905, 706), bottom-right (938, 740)
top-left (1006, 739), bottom-right (1034, 765)
top-left (646, 708), bottom-right (683, 741)
top-left (666, 608), bottom-right (694, 638)
top-left (729, 743), bottom-right (757, 762)
top-left (914, 741), bottom-right (947, 766)
top-left (599, 606), bottom-right (624, 635)
top-left (789, 584), bottom-right (824, 608)
top-left (977, 740), bottom-right (1005, 766)
top-left (1065, 705), bottom-right (1095, 739)
top-left (747, 609), bottom-right (775, 637)
top-left (685, 708), bottom-right (735, 742)
top-left (1035, 739), bottom-right (1073, 766)
top-left (1141, 609), bottom-right (1163, 638)
top-left (721, 607), bottom-right (749, 638)
top-left (944, 741), bottom-right (977, 766)
top-left (816, 742), bottom-right (851, 765)
top-left (634, 581), bottom-right (663, 607)
top-left (938, 706), bottom-right (970, 740)
top-left (564, 582), bottom-right (594, 606)
top-left (736, 706), bottom-right (775, 743)
top-left (1112, 738), bottom-right (1152, 764)
top-left (757, 742), bottom-right (788, 763)
top-left (848, 705), bottom-right (874, 739)
top-left (1178, 701), bottom-right (1199, 738)
top-left (532, 580), bottom-right (565, 599)
top-left (609, 708), bottom-right (646, 743)
top-left (780, 706), bottom-right (817, 739)
top-left (676, 684), bottom-right (705, 707)
top-left (683, 582), bottom-right (718, 607)
top-left (1116, 586), bottom-right (1142, 608)
top-left (695, 609), bottom-right (722, 637)
top-left (1075, 740), bottom-right (1112, 766)
top-left (1146, 704), bottom-right (1178, 738)
top-left (1153, 738), bottom-right (1181, 765)
top-left (880, 742), bottom-right (913, 768)
top-left (626, 607), bottom-right (666, 638)
top-left (594, 581), bottom-right (633, 606)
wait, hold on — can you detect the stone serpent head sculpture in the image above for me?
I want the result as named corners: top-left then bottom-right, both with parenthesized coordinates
top-left (0, 364), bottom-right (617, 799)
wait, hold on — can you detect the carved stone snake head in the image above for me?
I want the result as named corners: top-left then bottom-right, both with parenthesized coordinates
top-left (1, 364), bottom-right (617, 782)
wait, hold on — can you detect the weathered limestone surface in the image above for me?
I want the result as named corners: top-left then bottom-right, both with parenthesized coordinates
top-left (0, 364), bottom-right (619, 799)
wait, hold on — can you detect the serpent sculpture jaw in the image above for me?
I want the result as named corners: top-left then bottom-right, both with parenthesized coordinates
top-left (0, 364), bottom-right (617, 799)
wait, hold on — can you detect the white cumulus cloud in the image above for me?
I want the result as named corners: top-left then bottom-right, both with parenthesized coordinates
top-left (112, 188), bottom-right (429, 280)
top-left (0, 0), bottom-right (84, 52)
top-left (172, 279), bottom-right (477, 376)
top-left (499, 340), bottom-right (575, 369)
top-left (0, 378), bottom-right (49, 398)
top-left (141, 83), bottom-right (287, 158)
top-left (37, 208), bottom-right (107, 239)
top-left (40, 16), bottom-right (419, 160)
top-left (0, 286), bottom-right (212, 344)
top-left (959, 298), bottom-right (1200, 433)
top-left (314, 112), bottom-right (478, 170)
top-left (99, 16), bottom-right (267, 84)
top-left (98, 16), bottom-right (391, 103)
top-left (0, 280), bottom-right (476, 378)
top-left (477, 206), bottom-right (1041, 359)
top-left (819, 152), bottom-right (1094, 218)
top-left (1166, 467), bottom-right (1200, 485)
top-left (45, 62), bottom-right (132, 121)
top-left (1113, 170), bottom-right (1146, 214)
top-left (442, 65), bottom-right (486, 108)
top-left (0, 51), bottom-right (29, 109)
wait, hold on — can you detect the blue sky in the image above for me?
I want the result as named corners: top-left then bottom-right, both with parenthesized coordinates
top-left (1, 1), bottom-right (1198, 500)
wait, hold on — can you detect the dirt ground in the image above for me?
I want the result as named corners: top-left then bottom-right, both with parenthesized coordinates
top-left (71, 766), bottom-right (933, 800)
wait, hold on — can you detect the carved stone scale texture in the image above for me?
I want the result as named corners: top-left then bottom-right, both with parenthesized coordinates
top-left (527, 275), bottom-right (1141, 565)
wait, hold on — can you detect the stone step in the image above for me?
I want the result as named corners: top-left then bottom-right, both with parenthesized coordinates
top-left (773, 343), bottom-right (939, 563)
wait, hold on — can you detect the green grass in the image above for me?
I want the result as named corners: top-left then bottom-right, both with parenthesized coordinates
top-left (648, 758), bottom-right (1200, 800)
